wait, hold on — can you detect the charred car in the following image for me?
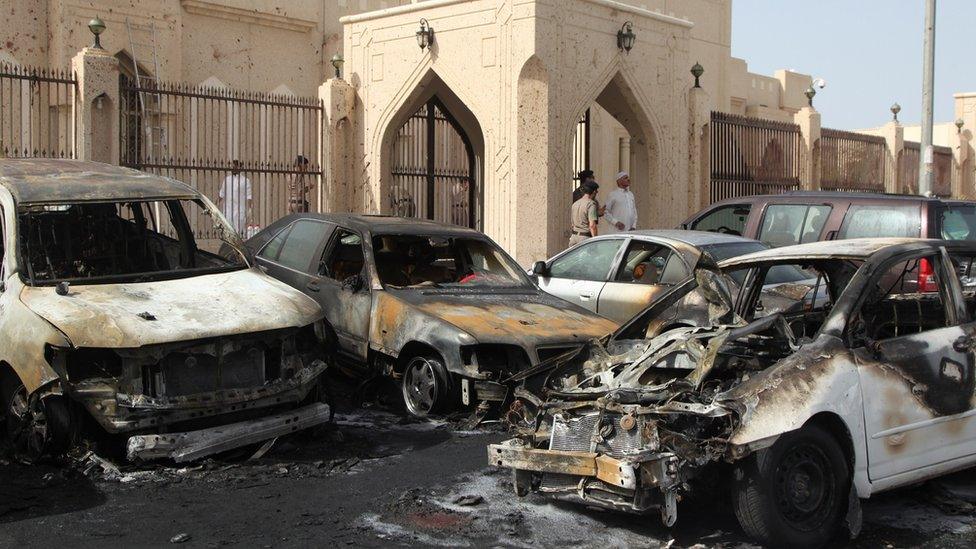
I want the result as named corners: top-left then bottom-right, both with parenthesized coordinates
top-left (491, 238), bottom-right (976, 547)
top-left (245, 214), bottom-right (617, 417)
top-left (0, 160), bottom-right (330, 462)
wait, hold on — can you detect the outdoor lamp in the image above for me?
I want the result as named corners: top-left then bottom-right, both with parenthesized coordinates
top-left (804, 86), bottom-right (816, 107)
top-left (416, 18), bottom-right (434, 50)
top-left (617, 21), bottom-right (636, 53)
top-left (891, 103), bottom-right (901, 122)
top-left (330, 53), bottom-right (344, 79)
top-left (957, 118), bottom-right (965, 133)
top-left (691, 62), bottom-right (704, 88)
top-left (88, 17), bottom-right (106, 50)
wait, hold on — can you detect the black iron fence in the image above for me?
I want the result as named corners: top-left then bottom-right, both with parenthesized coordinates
top-left (119, 76), bottom-right (323, 238)
top-left (0, 64), bottom-right (76, 158)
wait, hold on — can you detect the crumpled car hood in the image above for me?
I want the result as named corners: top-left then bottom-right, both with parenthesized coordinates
top-left (20, 268), bottom-right (323, 348)
top-left (393, 290), bottom-right (618, 346)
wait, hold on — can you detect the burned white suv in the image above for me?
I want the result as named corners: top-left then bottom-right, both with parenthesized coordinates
top-left (492, 238), bottom-right (976, 547)
top-left (0, 159), bottom-right (330, 462)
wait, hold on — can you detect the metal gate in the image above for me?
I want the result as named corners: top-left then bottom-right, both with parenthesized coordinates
top-left (0, 64), bottom-right (76, 158)
top-left (572, 108), bottom-right (591, 183)
top-left (119, 75), bottom-right (323, 239)
top-left (390, 97), bottom-right (477, 228)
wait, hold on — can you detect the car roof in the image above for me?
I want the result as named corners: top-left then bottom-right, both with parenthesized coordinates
top-left (717, 237), bottom-right (944, 267)
top-left (709, 190), bottom-right (958, 205)
top-left (628, 229), bottom-right (760, 247)
top-left (271, 212), bottom-right (484, 237)
top-left (0, 159), bottom-right (199, 204)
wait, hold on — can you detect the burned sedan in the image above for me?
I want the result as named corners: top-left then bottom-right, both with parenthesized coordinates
top-left (0, 160), bottom-right (330, 462)
top-left (491, 238), bottom-right (976, 547)
top-left (246, 214), bottom-right (618, 417)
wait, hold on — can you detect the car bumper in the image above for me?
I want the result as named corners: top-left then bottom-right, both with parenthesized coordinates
top-left (126, 402), bottom-right (332, 463)
top-left (488, 439), bottom-right (681, 522)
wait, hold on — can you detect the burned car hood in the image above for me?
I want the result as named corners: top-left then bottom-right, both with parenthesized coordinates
top-left (391, 289), bottom-right (618, 347)
top-left (20, 268), bottom-right (323, 348)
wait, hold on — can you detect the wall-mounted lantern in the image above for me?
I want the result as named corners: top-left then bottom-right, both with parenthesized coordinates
top-left (891, 103), bottom-right (901, 122)
top-left (88, 17), bottom-right (106, 50)
top-left (691, 62), bottom-right (704, 88)
top-left (330, 53), bottom-right (344, 79)
top-left (416, 18), bottom-right (434, 50)
top-left (617, 22), bottom-right (636, 53)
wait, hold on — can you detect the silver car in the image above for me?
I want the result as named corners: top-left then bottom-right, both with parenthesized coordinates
top-left (530, 230), bottom-right (771, 323)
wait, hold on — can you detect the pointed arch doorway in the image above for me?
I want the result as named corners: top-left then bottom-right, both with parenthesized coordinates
top-left (389, 96), bottom-right (478, 228)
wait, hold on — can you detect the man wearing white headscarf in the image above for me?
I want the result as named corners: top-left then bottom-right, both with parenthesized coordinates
top-left (603, 171), bottom-right (637, 233)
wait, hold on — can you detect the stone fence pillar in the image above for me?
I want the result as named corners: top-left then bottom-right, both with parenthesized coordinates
top-left (877, 121), bottom-right (904, 194)
top-left (319, 78), bottom-right (356, 213)
top-left (688, 86), bottom-right (710, 210)
top-left (71, 47), bottom-right (120, 164)
top-left (793, 106), bottom-right (821, 190)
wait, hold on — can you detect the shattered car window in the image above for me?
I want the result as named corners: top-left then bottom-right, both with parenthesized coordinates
top-left (19, 200), bottom-right (247, 284)
top-left (851, 254), bottom-right (949, 342)
top-left (372, 234), bottom-right (531, 289)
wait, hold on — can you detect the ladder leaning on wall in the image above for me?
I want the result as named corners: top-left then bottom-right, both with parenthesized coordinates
top-left (125, 18), bottom-right (165, 160)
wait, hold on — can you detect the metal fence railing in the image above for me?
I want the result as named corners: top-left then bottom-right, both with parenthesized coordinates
top-left (0, 64), bottom-right (76, 158)
top-left (709, 111), bottom-right (802, 202)
top-left (819, 127), bottom-right (886, 192)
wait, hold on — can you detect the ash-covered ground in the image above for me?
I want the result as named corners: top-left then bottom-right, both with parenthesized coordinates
top-left (1, 403), bottom-right (976, 548)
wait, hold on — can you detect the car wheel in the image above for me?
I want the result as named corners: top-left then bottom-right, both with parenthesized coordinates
top-left (401, 354), bottom-right (452, 418)
top-left (2, 380), bottom-right (73, 460)
top-left (732, 424), bottom-right (849, 549)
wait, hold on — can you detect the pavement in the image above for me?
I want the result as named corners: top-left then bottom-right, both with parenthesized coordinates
top-left (1, 406), bottom-right (976, 548)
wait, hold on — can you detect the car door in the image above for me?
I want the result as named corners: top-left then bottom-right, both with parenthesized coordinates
top-left (853, 248), bottom-right (976, 481)
top-left (596, 239), bottom-right (689, 323)
top-left (312, 227), bottom-right (371, 360)
top-left (255, 218), bottom-right (335, 290)
top-left (536, 238), bottom-right (625, 312)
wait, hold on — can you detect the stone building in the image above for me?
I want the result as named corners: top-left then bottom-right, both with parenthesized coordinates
top-left (2, 0), bottom-right (971, 263)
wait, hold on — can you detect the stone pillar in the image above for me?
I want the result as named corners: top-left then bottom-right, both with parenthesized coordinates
top-left (319, 78), bottom-right (356, 213)
top-left (793, 106), bottom-right (821, 190)
top-left (954, 93), bottom-right (976, 198)
top-left (877, 121), bottom-right (904, 194)
top-left (688, 86), bottom-right (710, 210)
top-left (71, 47), bottom-right (120, 164)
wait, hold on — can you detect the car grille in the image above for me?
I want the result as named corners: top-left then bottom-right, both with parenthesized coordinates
top-left (550, 412), bottom-right (644, 457)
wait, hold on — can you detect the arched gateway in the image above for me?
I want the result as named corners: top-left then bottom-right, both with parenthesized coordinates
top-left (389, 96), bottom-right (478, 228)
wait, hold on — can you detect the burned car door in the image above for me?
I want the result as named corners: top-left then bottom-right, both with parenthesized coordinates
top-left (314, 228), bottom-right (371, 360)
top-left (852, 249), bottom-right (976, 481)
top-left (597, 239), bottom-right (688, 323)
top-left (255, 218), bottom-right (335, 289)
top-left (536, 238), bottom-right (625, 312)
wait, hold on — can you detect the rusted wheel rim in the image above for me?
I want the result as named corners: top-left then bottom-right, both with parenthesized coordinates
top-left (774, 442), bottom-right (834, 531)
top-left (5, 385), bottom-right (48, 458)
top-left (403, 357), bottom-right (438, 416)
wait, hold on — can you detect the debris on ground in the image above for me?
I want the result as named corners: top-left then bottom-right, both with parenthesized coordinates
top-left (169, 533), bottom-right (191, 544)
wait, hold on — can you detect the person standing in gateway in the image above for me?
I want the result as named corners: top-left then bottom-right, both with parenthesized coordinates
top-left (569, 181), bottom-right (600, 247)
top-left (218, 160), bottom-right (252, 235)
top-left (603, 171), bottom-right (637, 233)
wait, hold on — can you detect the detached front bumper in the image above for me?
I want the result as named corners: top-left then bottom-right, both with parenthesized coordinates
top-left (127, 402), bottom-right (332, 463)
top-left (488, 439), bottom-right (681, 525)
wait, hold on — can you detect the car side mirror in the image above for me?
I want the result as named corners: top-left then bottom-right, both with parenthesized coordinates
top-left (317, 259), bottom-right (329, 277)
top-left (531, 261), bottom-right (549, 276)
top-left (341, 273), bottom-right (365, 293)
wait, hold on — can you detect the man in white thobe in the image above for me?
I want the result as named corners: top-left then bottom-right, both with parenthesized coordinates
top-left (603, 171), bottom-right (637, 233)
top-left (218, 160), bottom-right (252, 235)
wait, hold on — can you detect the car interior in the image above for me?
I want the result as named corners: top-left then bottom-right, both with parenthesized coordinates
top-left (19, 200), bottom-right (238, 283)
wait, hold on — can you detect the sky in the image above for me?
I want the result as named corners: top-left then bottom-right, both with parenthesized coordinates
top-left (732, 0), bottom-right (976, 130)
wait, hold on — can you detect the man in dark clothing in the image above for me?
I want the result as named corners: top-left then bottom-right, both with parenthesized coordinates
top-left (572, 169), bottom-right (595, 202)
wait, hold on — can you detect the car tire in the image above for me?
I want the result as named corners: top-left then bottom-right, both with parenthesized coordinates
top-left (401, 354), bottom-right (454, 418)
top-left (732, 424), bottom-right (849, 549)
top-left (2, 378), bottom-right (74, 460)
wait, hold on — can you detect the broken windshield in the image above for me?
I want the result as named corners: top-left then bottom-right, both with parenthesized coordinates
top-left (372, 234), bottom-right (532, 289)
top-left (19, 199), bottom-right (248, 285)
